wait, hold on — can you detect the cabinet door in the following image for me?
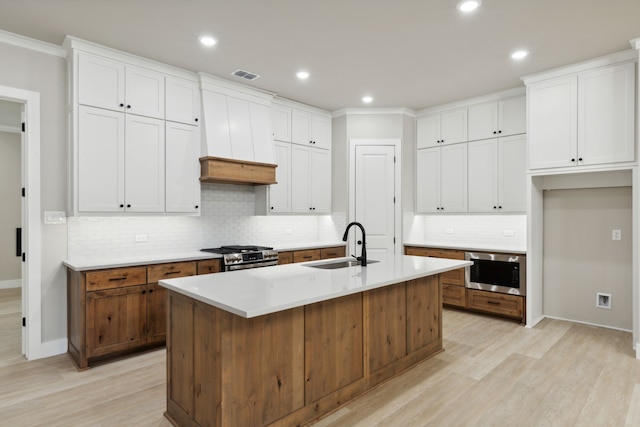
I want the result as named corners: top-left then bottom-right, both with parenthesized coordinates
top-left (440, 143), bottom-right (467, 212)
top-left (78, 52), bottom-right (125, 112)
top-left (166, 76), bottom-right (200, 125)
top-left (578, 61), bottom-right (635, 166)
top-left (416, 148), bottom-right (440, 213)
top-left (166, 122), bottom-right (200, 213)
top-left (440, 108), bottom-right (467, 145)
top-left (269, 141), bottom-right (292, 212)
top-left (499, 96), bottom-right (526, 136)
top-left (125, 66), bottom-right (165, 119)
top-left (416, 114), bottom-right (440, 149)
top-left (146, 284), bottom-right (167, 344)
top-left (125, 115), bottom-right (165, 212)
top-left (272, 105), bottom-right (292, 142)
top-left (291, 109), bottom-right (312, 146)
top-left (311, 148), bottom-right (331, 212)
top-left (86, 286), bottom-right (147, 358)
top-left (311, 114), bottom-right (331, 150)
top-left (250, 102), bottom-right (276, 164)
top-left (468, 102), bottom-right (498, 141)
top-left (498, 134), bottom-right (527, 212)
top-left (291, 144), bottom-right (312, 212)
top-left (78, 106), bottom-right (125, 212)
top-left (528, 76), bottom-right (578, 169)
top-left (468, 139), bottom-right (498, 212)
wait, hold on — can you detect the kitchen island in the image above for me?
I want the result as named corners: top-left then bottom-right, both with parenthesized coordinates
top-left (159, 254), bottom-right (471, 427)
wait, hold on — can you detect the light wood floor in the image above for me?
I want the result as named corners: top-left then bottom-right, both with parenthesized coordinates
top-left (1, 289), bottom-right (640, 426)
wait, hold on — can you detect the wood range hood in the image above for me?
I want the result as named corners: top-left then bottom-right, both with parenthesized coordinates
top-left (199, 156), bottom-right (277, 185)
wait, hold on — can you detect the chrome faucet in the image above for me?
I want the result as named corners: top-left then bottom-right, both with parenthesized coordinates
top-left (342, 222), bottom-right (367, 266)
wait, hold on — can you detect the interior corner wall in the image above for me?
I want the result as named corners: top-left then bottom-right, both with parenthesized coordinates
top-left (543, 186), bottom-right (633, 331)
top-left (401, 114), bottom-right (415, 213)
top-left (0, 42), bottom-right (68, 343)
top-left (0, 131), bottom-right (21, 282)
top-left (331, 114), bottom-right (348, 213)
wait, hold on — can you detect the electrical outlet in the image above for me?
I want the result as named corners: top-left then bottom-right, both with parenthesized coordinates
top-left (612, 229), bottom-right (621, 241)
top-left (135, 234), bottom-right (148, 243)
top-left (503, 229), bottom-right (514, 237)
top-left (445, 228), bottom-right (454, 234)
top-left (285, 228), bottom-right (293, 235)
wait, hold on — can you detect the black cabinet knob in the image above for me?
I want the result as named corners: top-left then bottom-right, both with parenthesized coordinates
top-left (493, 206), bottom-right (497, 209)
top-left (127, 204), bottom-right (131, 208)
top-left (493, 131), bottom-right (497, 134)
top-left (126, 105), bottom-right (131, 109)
top-left (119, 204), bottom-right (124, 208)
top-left (195, 205), bottom-right (199, 209)
top-left (141, 290), bottom-right (146, 294)
top-left (148, 289), bottom-right (154, 294)
top-left (498, 206), bottom-right (502, 209)
top-left (357, 240), bottom-right (362, 245)
top-left (571, 158), bottom-right (576, 162)
top-left (119, 103), bottom-right (124, 107)
top-left (578, 157), bottom-right (583, 161)
top-left (498, 130), bottom-right (502, 134)
top-left (195, 118), bottom-right (199, 122)
top-left (270, 206), bottom-right (274, 210)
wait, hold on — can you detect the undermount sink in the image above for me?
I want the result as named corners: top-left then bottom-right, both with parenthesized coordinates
top-left (305, 259), bottom-right (379, 270)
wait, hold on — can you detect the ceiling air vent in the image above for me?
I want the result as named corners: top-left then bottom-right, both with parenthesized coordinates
top-left (231, 69), bottom-right (260, 81)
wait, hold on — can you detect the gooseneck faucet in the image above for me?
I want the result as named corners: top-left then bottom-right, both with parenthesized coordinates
top-left (342, 221), bottom-right (367, 266)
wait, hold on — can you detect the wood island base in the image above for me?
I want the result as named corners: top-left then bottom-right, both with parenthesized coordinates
top-left (165, 274), bottom-right (443, 427)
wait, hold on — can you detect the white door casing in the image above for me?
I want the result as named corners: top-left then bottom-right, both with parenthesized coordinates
top-left (349, 139), bottom-right (401, 259)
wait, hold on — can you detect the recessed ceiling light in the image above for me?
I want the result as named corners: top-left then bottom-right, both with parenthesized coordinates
top-left (457, 0), bottom-right (481, 12)
top-left (199, 35), bottom-right (217, 47)
top-left (362, 96), bottom-right (373, 104)
top-left (296, 71), bottom-right (310, 80)
top-left (511, 49), bottom-right (530, 60)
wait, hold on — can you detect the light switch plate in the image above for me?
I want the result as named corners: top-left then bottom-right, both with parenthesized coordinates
top-left (135, 234), bottom-right (148, 243)
top-left (44, 211), bottom-right (67, 224)
top-left (612, 229), bottom-right (621, 241)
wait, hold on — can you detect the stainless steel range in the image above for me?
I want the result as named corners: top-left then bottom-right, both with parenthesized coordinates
top-left (201, 245), bottom-right (278, 271)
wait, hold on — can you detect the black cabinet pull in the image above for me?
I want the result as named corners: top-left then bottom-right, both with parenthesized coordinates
top-left (16, 228), bottom-right (21, 257)
top-left (487, 300), bottom-right (500, 305)
top-left (578, 157), bottom-right (583, 161)
top-left (108, 277), bottom-right (127, 281)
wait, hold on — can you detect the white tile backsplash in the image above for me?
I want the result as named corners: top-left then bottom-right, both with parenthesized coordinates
top-left (67, 184), bottom-right (346, 259)
top-left (405, 214), bottom-right (527, 251)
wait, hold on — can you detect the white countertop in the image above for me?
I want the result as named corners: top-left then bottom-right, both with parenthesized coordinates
top-left (403, 242), bottom-right (526, 255)
top-left (159, 254), bottom-right (472, 318)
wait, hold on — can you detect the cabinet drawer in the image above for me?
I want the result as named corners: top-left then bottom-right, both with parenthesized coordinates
top-left (405, 246), bottom-right (429, 257)
top-left (442, 284), bottom-right (466, 308)
top-left (405, 247), bottom-right (465, 286)
top-left (278, 251), bottom-right (294, 265)
top-left (85, 266), bottom-right (147, 291)
top-left (148, 261), bottom-right (196, 283)
top-left (320, 246), bottom-right (346, 259)
top-left (293, 249), bottom-right (321, 263)
top-left (197, 259), bottom-right (222, 275)
top-left (467, 289), bottom-right (523, 319)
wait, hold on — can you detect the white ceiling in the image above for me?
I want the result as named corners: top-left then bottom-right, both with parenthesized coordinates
top-left (0, 0), bottom-right (638, 111)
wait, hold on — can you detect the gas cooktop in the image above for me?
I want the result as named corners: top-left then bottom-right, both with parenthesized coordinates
top-left (201, 245), bottom-right (273, 255)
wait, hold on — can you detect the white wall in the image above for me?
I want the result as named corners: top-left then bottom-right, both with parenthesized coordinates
top-left (0, 131), bottom-right (21, 282)
top-left (0, 41), bottom-right (67, 342)
top-left (543, 187), bottom-right (632, 331)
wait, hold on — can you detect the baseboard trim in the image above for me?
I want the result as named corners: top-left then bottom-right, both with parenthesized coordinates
top-left (544, 314), bottom-right (632, 333)
top-left (0, 279), bottom-right (21, 289)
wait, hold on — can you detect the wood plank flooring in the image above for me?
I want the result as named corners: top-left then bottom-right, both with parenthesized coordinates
top-left (1, 288), bottom-right (640, 426)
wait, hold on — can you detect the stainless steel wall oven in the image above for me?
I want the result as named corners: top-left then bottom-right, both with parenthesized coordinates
top-left (465, 252), bottom-right (526, 296)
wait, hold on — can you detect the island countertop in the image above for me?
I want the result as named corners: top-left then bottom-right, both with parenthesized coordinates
top-left (159, 254), bottom-right (471, 318)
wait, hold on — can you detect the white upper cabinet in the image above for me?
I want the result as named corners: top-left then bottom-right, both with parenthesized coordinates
top-left (416, 108), bottom-right (467, 149)
top-left (165, 122), bottom-right (201, 213)
top-left (468, 135), bottom-right (526, 213)
top-left (78, 52), bottom-right (165, 119)
top-left (268, 141), bottom-right (292, 212)
top-left (271, 104), bottom-right (292, 142)
top-left (291, 144), bottom-right (331, 213)
top-left (292, 109), bottom-right (331, 150)
top-left (165, 76), bottom-right (201, 125)
top-left (416, 144), bottom-right (467, 213)
top-left (526, 56), bottom-right (635, 170)
top-left (310, 148), bottom-right (331, 212)
top-left (468, 96), bottom-right (526, 141)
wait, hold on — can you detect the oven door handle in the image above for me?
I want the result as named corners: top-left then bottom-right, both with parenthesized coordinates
top-left (227, 261), bottom-right (279, 271)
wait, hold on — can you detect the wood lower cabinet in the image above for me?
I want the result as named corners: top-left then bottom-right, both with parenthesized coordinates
top-left (467, 289), bottom-right (524, 321)
top-left (67, 259), bottom-right (218, 370)
top-left (442, 283), bottom-right (466, 307)
top-left (278, 246), bottom-right (346, 265)
top-left (320, 246), bottom-right (346, 259)
top-left (293, 249), bottom-right (321, 263)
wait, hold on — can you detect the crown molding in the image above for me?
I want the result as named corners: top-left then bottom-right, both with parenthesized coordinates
top-left (0, 29), bottom-right (66, 58)
top-left (332, 107), bottom-right (416, 118)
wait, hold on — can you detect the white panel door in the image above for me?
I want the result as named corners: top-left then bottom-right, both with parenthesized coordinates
top-left (498, 134), bottom-right (527, 212)
top-left (78, 53), bottom-right (125, 112)
top-left (578, 61), bottom-right (635, 166)
top-left (468, 102), bottom-right (498, 141)
top-left (269, 141), bottom-right (291, 212)
top-left (468, 139), bottom-right (498, 212)
top-left (291, 144), bottom-right (312, 212)
top-left (440, 108), bottom-right (468, 145)
top-left (527, 76), bottom-right (578, 169)
top-left (125, 66), bottom-right (165, 119)
top-left (125, 115), bottom-right (165, 212)
top-left (311, 114), bottom-right (331, 149)
top-left (440, 143), bottom-right (467, 213)
top-left (416, 114), bottom-right (440, 149)
top-left (499, 95), bottom-right (526, 136)
top-left (227, 97), bottom-right (254, 161)
top-left (355, 145), bottom-right (396, 257)
top-left (78, 106), bottom-right (125, 212)
top-left (416, 147), bottom-right (440, 213)
top-left (250, 102), bottom-right (276, 164)
top-left (165, 76), bottom-right (200, 125)
top-left (201, 90), bottom-right (232, 159)
top-left (166, 122), bottom-right (200, 213)
top-left (311, 148), bottom-right (331, 212)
